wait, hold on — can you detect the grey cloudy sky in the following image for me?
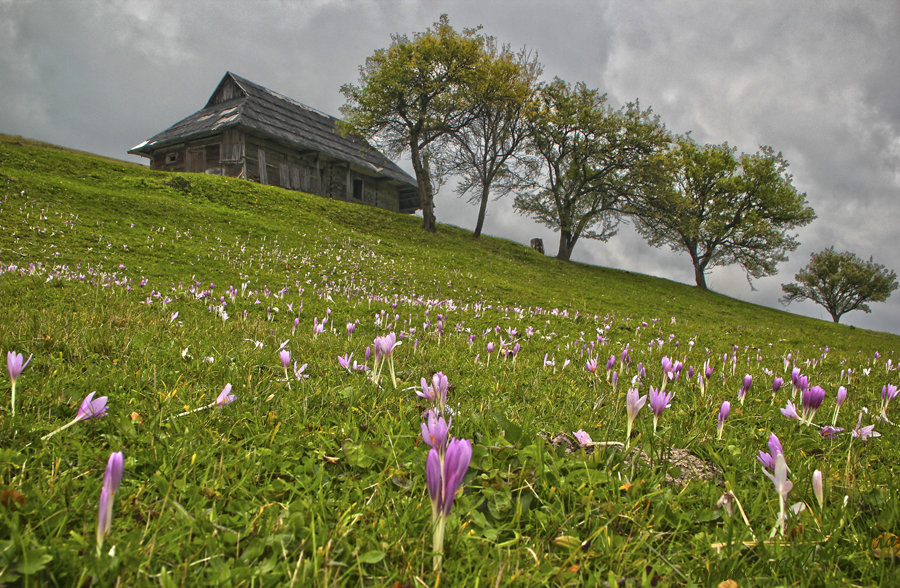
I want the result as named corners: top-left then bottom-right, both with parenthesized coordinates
top-left (2, 0), bottom-right (899, 335)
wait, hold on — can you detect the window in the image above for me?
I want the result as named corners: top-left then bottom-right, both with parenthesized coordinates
top-left (166, 152), bottom-right (178, 164)
top-left (353, 179), bottom-right (363, 201)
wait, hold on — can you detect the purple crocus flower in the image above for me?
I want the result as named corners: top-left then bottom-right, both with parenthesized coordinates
top-left (375, 332), bottom-right (399, 358)
top-left (624, 388), bottom-right (647, 447)
top-left (757, 433), bottom-right (784, 470)
top-left (836, 386), bottom-right (848, 407)
top-left (425, 448), bottom-right (442, 515)
top-left (573, 429), bottom-right (593, 446)
top-left (486, 342), bottom-right (495, 354)
top-left (762, 452), bottom-right (792, 537)
top-left (819, 426), bottom-right (844, 438)
top-left (801, 385), bottom-right (826, 422)
top-left (772, 377), bottom-right (784, 394)
top-left (585, 358), bottom-right (598, 374)
top-left (421, 412), bottom-right (450, 450)
top-left (738, 374), bottom-right (752, 403)
top-left (7, 351), bottom-right (32, 417)
top-left (717, 401), bottom-right (730, 439)
top-left (812, 470), bottom-right (824, 511)
top-left (216, 383), bottom-right (235, 406)
top-left (661, 356), bottom-right (674, 380)
top-left (673, 360), bottom-right (683, 381)
top-left (97, 451), bottom-right (124, 550)
top-left (426, 438), bottom-right (472, 518)
top-left (620, 345), bottom-right (630, 366)
top-left (417, 377), bottom-right (436, 402)
top-left (293, 362), bottom-right (309, 380)
top-left (832, 386), bottom-right (848, 426)
top-left (648, 386), bottom-right (672, 433)
top-left (431, 372), bottom-right (449, 407)
top-left (41, 391), bottom-right (108, 441)
top-left (77, 392), bottom-right (109, 420)
top-left (780, 400), bottom-right (801, 420)
top-left (882, 384), bottom-right (899, 414)
top-left (279, 350), bottom-right (291, 370)
top-left (439, 438), bottom-right (472, 516)
top-left (338, 353), bottom-right (353, 371)
top-left (6, 351), bottom-right (31, 384)
top-left (606, 355), bottom-right (616, 372)
top-left (852, 412), bottom-right (880, 440)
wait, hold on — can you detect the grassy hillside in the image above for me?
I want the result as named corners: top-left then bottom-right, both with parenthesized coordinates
top-left (1, 134), bottom-right (898, 585)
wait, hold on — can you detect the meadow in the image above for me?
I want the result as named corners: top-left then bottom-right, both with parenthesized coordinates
top-left (1, 134), bottom-right (898, 586)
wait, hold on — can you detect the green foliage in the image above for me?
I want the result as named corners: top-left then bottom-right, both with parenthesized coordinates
top-left (514, 79), bottom-right (670, 261)
top-left (781, 248), bottom-right (899, 322)
top-left (1, 135), bottom-right (899, 585)
top-left (631, 137), bottom-right (816, 289)
top-left (340, 15), bottom-right (487, 232)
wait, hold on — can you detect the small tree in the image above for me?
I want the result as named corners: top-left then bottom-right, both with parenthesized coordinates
top-left (781, 248), bottom-right (898, 323)
top-left (514, 79), bottom-right (670, 261)
top-left (444, 43), bottom-right (540, 238)
top-left (340, 15), bottom-right (486, 232)
top-left (631, 137), bottom-right (816, 289)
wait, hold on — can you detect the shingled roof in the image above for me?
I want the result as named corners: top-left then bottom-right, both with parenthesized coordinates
top-left (129, 72), bottom-right (418, 192)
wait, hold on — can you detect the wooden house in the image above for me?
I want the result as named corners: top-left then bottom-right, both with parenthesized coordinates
top-left (129, 72), bottom-right (420, 213)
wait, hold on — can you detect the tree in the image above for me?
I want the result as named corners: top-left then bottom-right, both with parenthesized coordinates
top-left (443, 43), bottom-right (540, 238)
top-left (630, 137), bottom-right (816, 289)
top-left (514, 79), bottom-right (670, 261)
top-left (780, 248), bottom-right (898, 323)
top-left (340, 15), bottom-right (486, 232)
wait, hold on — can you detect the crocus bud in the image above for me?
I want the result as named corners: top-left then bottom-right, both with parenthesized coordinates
top-left (97, 451), bottom-right (125, 550)
top-left (836, 386), bottom-right (847, 407)
top-left (813, 469), bottom-right (824, 511)
top-left (772, 377), bottom-right (783, 394)
top-left (717, 401), bottom-right (730, 439)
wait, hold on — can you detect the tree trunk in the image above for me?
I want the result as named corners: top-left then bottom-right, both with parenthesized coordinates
top-left (694, 263), bottom-right (708, 290)
top-left (472, 184), bottom-right (490, 238)
top-left (688, 243), bottom-right (708, 290)
top-left (410, 141), bottom-right (436, 233)
top-left (556, 230), bottom-right (574, 261)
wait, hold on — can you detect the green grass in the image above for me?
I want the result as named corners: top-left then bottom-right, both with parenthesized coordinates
top-left (1, 133), bottom-right (898, 586)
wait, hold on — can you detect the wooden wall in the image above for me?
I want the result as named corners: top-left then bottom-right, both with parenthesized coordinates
top-left (149, 129), bottom-right (403, 212)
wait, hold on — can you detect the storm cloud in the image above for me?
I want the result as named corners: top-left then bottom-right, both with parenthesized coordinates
top-left (2, 0), bottom-right (898, 333)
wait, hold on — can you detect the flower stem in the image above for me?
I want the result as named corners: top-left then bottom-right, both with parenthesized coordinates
top-left (432, 514), bottom-right (446, 574)
top-left (388, 357), bottom-right (397, 389)
top-left (41, 416), bottom-right (82, 441)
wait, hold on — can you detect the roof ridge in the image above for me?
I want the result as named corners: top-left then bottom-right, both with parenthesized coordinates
top-left (227, 72), bottom-right (340, 123)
